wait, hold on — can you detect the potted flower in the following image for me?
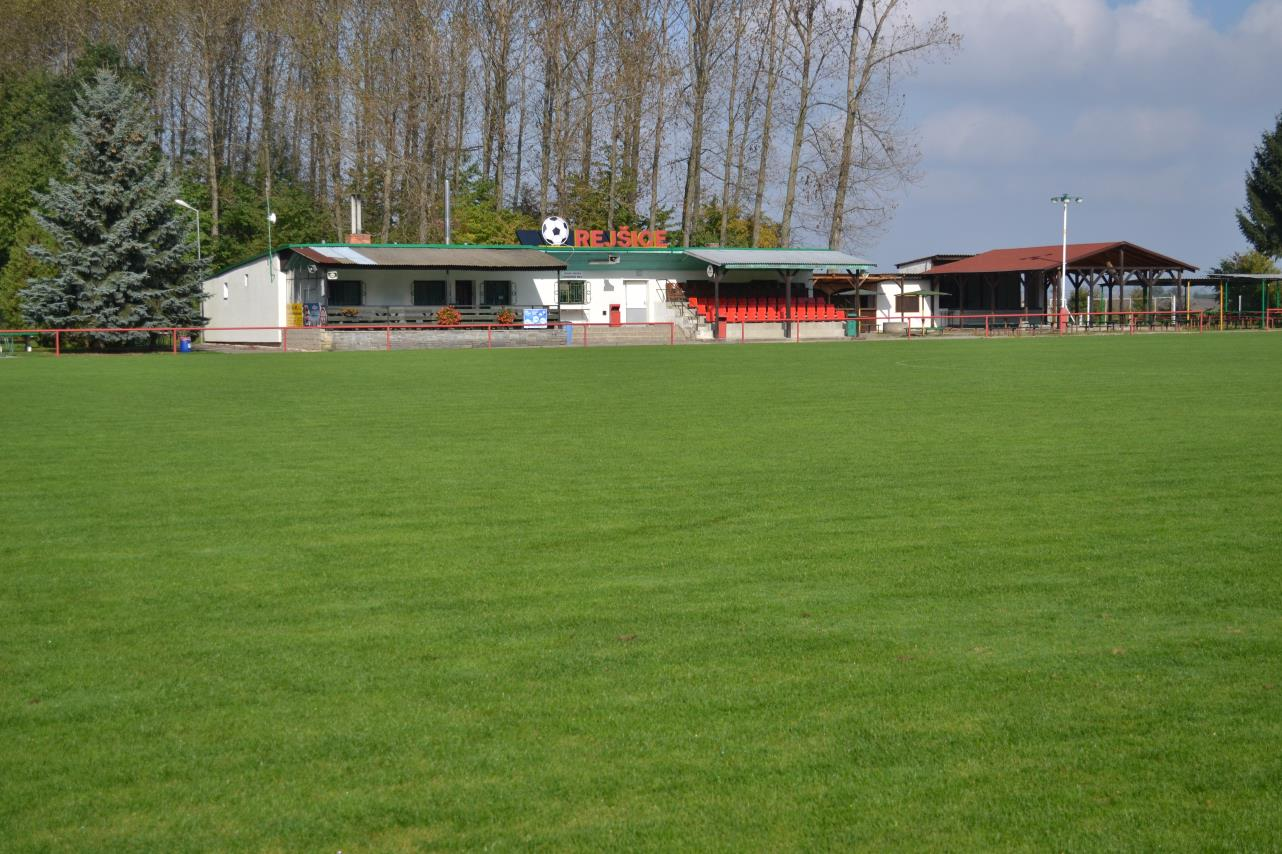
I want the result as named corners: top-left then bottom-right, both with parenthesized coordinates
top-left (496, 308), bottom-right (518, 325)
top-left (435, 305), bottom-right (462, 326)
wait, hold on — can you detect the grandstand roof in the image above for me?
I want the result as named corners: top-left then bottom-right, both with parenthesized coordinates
top-left (685, 248), bottom-right (873, 270)
top-left (925, 242), bottom-right (1195, 276)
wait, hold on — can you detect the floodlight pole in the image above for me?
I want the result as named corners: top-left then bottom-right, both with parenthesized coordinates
top-left (267, 211), bottom-right (277, 286)
top-left (174, 199), bottom-right (201, 262)
top-left (1051, 194), bottom-right (1083, 327)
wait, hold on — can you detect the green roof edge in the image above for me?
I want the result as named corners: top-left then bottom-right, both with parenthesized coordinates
top-left (206, 243), bottom-right (863, 279)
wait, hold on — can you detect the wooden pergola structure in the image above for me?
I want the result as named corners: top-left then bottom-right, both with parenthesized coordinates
top-left (922, 242), bottom-right (1196, 319)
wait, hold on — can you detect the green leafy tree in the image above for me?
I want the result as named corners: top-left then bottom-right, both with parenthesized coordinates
top-left (1212, 249), bottom-right (1280, 311)
top-left (0, 46), bottom-right (142, 275)
top-left (686, 200), bottom-right (781, 248)
top-left (0, 214), bottom-right (53, 326)
top-left (21, 70), bottom-right (204, 340)
top-left (1237, 112), bottom-right (1282, 258)
top-left (447, 166), bottom-right (539, 244)
top-left (202, 172), bottom-right (332, 267)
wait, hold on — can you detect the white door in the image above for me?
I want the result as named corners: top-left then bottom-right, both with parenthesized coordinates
top-left (624, 280), bottom-right (648, 323)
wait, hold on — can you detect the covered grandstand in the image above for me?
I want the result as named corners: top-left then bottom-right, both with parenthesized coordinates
top-left (917, 242), bottom-right (1196, 326)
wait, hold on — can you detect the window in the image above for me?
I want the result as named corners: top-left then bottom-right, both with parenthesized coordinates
top-left (413, 280), bottom-right (447, 305)
top-left (483, 280), bottom-right (513, 306)
top-left (222, 282), bottom-right (228, 300)
top-left (327, 280), bottom-right (363, 307)
top-left (558, 279), bottom-right (589, 304)
top-left (895, 294), bottom-right (921, 313)
top-left (454, 280), bottom-right (474, 306)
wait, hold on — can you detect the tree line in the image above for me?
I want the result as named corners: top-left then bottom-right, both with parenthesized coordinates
top-left (0, 0), bottom-right (958, 276)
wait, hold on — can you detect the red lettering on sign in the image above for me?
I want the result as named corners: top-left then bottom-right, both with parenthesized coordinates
top-left (563, 227), bottom-right (672, 249)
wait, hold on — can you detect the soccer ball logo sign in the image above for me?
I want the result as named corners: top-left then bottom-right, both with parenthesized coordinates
top-left (541, 216), bottom-right (570, 246)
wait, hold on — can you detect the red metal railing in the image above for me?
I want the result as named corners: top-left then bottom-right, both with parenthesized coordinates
top-left (7, 308), bottom-right (1279, 356)
top-left (0, 321), bottom-right (679, 356)
top-left (707, 308), bottom-right (1271, 342)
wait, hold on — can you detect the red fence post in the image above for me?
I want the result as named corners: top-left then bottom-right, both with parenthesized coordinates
top-left (385, 327), bottom-right (391, 351)
top-left (282, 327), bottom-right (288, 352)
top-left (584, 324), bottom-right (589, 347)
top-left (54, 330), bottom-right (60, 357)
top-left (985, 316), bottom-right (990, 338)
top-left (487, 325), bottom-right (493, 349)
top-left (171, 328), bottom-right (178, 354)
top-left (670, 322), bottom-right (675, 345)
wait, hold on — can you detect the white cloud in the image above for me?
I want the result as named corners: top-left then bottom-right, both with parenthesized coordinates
top-left (866, 0), bottom-right (1282, 271)
top-left (1063, 107), bottom-right (1203, 161)
top-left (921, 107), bottom-right (1042, 163)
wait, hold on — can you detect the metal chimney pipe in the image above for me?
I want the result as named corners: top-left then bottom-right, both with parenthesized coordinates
top-left (444, 180), bottom-right (452, 244)
top-left (349, 195), bottom-right (363, 235)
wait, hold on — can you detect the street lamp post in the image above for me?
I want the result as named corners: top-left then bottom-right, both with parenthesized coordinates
top-left (1051, 194), bottom-right (1083, 327)
top-left (267, 211), bottom-right (277, 286)
top-left (174, 198), bottom-right (201, 261)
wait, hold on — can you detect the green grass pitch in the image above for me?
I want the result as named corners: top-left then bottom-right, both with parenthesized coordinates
top-left (2, 334), bottom-right (1281, 850)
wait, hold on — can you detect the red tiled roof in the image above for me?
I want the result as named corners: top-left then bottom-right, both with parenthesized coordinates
top-left (925, 242), bottom-right (1195, 276)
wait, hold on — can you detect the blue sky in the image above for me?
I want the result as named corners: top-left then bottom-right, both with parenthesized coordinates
top-left (860, 0), bottom-right (1282, 271)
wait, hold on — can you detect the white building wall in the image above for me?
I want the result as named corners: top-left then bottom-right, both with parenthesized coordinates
top-left (331, 268), bottom-right (545, 306)
top-left (875, 278), bottom-right (933, 331)
top-left (203, 255), bottom-right (284, 344)
top-left (535, 266), bottom-right (717, 326)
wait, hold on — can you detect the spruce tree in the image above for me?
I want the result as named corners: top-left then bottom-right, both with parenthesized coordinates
top-left (21, 69), bottom-right (204, 341)
top-left (1236, 112), bottom-right (1282, 259)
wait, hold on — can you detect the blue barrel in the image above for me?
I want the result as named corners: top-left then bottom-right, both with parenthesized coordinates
top-left (179, 336), bottom-right (192, 352)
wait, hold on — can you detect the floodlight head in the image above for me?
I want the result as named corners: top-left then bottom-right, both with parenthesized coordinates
top-left (267, 211), bottom-right (277, 225)
top-left (174, 198), bottom-right (195, 211)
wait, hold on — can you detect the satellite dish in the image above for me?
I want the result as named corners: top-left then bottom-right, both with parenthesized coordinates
top-left (706, 265), bottom-right (715, 279)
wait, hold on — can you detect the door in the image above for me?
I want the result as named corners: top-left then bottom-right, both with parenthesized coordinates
top-left (609, 304), bottom-right (621, 326)
top-left (454, 280), bottom-right (474, 306)
top-left (624, 280), bottom-right (648, 323)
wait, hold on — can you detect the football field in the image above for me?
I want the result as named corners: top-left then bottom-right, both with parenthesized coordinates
top-left (2, 334), bottom-right (1281, 850)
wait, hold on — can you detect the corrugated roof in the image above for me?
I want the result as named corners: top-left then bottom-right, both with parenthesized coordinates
top-left (684, 248), bottom-right (874, 270)
top-left (925, 242), bottom-right (1195, 276)
top-left (292, 245), bottom-right (565, 271)
top-left (895, 253), bottom-right (973, 269)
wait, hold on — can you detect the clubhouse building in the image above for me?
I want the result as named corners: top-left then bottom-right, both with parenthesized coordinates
top-left (200, 211), bottom-right (1196, 344)
top-left (200, 238), bottom-right (875, 345)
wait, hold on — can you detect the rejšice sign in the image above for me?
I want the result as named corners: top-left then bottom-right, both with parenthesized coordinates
top-left (571, 227), bottom-right (669, 248)
top-left (539, 215), bottom-right (669, 248)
